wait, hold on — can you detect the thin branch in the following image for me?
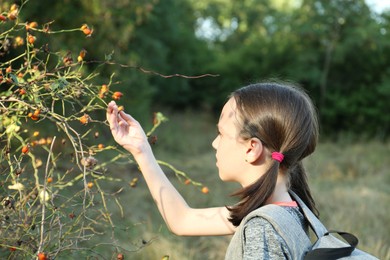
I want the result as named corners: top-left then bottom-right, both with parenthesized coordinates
top-left (89, 60), bottom-right (220, 79)
top-left (38, 136), bottom-right (57, 253)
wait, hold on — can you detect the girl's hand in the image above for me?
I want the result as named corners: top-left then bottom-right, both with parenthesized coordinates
top-left (106, 101), bottom-right (150, 156)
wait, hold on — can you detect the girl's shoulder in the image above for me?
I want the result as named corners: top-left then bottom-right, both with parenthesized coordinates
top-left (245, 205), bottom-right (306, 230)
top-left (244, 206), bottom-right (306, 232)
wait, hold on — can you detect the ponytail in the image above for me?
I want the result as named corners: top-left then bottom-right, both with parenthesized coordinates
top-left (289, 162), bottom-right (319, 217)
top-left (227, 161), bottom-right (280, 226)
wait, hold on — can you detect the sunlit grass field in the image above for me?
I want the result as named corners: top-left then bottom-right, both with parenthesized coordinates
top-left (73, 109), bottom-right (389, 259)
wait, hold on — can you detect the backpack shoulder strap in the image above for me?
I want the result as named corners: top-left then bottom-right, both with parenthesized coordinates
top-left (252, 204), bottom-right (311, 260)
top-left (289, 191), bottom-right (328, 238)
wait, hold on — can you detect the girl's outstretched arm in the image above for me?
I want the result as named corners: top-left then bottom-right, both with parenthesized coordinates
top-left (106, 101), bottom-right (235, 236)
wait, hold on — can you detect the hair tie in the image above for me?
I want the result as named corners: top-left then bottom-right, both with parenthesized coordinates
top-left (272, 152), bottom-right (284, 163)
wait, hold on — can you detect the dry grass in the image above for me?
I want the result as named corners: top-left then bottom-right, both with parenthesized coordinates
top-left (306, 142), bottom-right (390, 260)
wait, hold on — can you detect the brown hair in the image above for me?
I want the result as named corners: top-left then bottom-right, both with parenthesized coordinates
top-left (228, 81), bottom-right (319, 226)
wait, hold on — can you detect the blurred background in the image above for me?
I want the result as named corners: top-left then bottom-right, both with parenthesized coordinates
top-left (2, 0), bottom-right (389, 259)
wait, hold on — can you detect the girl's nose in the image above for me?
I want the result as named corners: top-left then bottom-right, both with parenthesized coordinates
top-left (212, 135), bottom-right (219, 150)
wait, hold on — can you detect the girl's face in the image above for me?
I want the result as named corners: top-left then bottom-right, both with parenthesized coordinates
top-left (212, 98), bottom-right (248, 183)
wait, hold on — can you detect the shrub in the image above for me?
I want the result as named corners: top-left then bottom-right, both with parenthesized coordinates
top-left (0, 2), bottom-right (204, 258)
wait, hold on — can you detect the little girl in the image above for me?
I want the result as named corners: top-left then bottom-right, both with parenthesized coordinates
top-left (106, 82), bottom-right (319, 259)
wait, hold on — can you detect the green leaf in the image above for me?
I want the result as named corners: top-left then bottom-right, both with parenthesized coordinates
top-left (9, 74), bottom-right (19, 86)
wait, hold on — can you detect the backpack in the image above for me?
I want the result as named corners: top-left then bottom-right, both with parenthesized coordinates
top-left (257, 191), bottom-right (379, 260)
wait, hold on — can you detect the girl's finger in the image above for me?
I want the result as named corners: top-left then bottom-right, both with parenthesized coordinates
top-left (117, 113), bottom-right (129, 127)
top-left (106, 102), bottom-right (119, 128)
top-left (119, 111), bottom-right (137, 125)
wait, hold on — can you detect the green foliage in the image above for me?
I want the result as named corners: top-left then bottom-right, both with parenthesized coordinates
top-left (193, 0), bottom-right (390, 138)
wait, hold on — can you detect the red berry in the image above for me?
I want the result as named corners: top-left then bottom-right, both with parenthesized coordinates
top-left (21, 145), bottom-right (29, 154)
top-left (112, 91), bottom-right (123, 100)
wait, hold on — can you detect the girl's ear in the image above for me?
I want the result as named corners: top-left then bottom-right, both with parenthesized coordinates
top-left (245, 137), bottom-right (264, 163)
